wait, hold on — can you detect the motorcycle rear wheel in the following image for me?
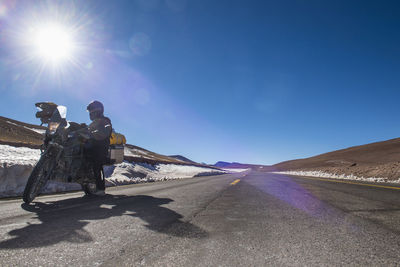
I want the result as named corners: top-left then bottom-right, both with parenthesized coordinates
top-left (23, 156), bottom-right (54, 203)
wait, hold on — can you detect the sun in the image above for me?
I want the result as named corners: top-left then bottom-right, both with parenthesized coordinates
top-left (31, 23), bottom-right (75, 64)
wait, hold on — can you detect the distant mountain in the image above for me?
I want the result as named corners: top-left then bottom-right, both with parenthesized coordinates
top-left (168, 155), bottom-right (196, 164)
top-left (214, 161), bottom-right (271, 170)
top-left (214, 161), bottom-right (234, 168)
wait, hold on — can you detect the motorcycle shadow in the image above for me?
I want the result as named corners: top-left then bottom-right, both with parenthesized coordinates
top-left (0, 194), bottom-right (208, 249)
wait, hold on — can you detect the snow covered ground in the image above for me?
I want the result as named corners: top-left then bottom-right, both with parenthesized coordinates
top-left (0, 144), bottom-right (225, 198)
top-left (104, 162), bottom-right (225, 186)
top-left (273, 170), bottom-right (400, 184)
top-left (0, 145), bottom-right (41, 165)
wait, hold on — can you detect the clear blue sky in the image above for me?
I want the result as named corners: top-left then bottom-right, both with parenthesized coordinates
top-left (1, 0), bottom-right (400, 165)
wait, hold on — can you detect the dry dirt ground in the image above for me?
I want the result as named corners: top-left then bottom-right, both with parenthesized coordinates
top-left (273, 138), bottom-right (400, 181)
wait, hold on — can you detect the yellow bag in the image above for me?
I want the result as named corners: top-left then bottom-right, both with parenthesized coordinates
top-left (110, 131), bottom-right (126, 145)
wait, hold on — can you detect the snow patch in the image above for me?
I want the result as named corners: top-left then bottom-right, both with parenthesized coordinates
top-left (0, 163), bottom-right (35, 197)
top-left (0, 145), bottom-right (41, 165)
top-left (104, 162), bottom-right (225, 186)
top-left (5, 120), bottom-right (18, 126)
top-left (272, 170), bottom-right (400, 184)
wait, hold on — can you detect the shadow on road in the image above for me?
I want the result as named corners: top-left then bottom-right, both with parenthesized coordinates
top-left (0, 194), bottom-right (207, 249)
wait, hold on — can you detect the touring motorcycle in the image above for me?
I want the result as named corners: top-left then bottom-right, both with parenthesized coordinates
top-left (23, 102), bottom-right (102, 203)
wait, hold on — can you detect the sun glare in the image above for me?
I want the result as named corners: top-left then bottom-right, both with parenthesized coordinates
top-left (31, 23), bottom-right (75, 64)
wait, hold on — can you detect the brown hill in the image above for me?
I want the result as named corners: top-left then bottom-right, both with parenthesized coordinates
top-left (273, 138), bottom-right (400, 180)
top-left (169, 155), bottom-right (196, 164)
top-left (0, 116), bottom-right (46, 148)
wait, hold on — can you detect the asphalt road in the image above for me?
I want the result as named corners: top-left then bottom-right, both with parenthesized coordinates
top-left (1, 171), bottom-right (400, 266)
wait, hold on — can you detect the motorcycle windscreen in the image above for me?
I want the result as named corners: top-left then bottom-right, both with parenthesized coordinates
top-left (57, 105), bottom-right (67, 119)
top-left (48, 105), bottom-right (67, 132)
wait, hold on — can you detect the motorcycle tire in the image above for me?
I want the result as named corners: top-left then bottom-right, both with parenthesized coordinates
top-left (23, 156), bottom-right (55, 203)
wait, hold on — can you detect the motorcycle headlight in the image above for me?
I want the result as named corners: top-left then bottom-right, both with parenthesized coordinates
top-left (48, 122), bottom-right (61, 133)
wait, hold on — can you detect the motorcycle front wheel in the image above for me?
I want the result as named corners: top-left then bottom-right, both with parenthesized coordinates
top-left (23, 156), bottom-right (55, 203)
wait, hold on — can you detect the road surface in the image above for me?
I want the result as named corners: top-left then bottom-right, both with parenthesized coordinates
top-left (1, 171), bottom-right (400, 266)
